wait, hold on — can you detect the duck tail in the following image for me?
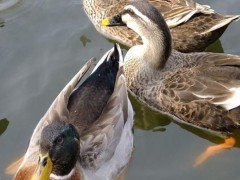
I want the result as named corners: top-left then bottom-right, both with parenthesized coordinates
top-left (91, 44), bottom-right (123, 74)
top-left (201, 15), bottom-right (240, 34)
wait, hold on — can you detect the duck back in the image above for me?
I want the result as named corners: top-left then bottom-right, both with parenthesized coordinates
top-left (67, 56), bottom-right (119, 132)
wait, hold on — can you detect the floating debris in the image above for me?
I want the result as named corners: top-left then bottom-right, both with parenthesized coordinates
top-left (80, 35), bottom-right (91, 46)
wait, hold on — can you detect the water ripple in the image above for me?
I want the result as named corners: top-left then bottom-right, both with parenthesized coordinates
top-left (0, 0), bottom-right (41, 21)
top-left (0, 0), bottom-right (20, 11)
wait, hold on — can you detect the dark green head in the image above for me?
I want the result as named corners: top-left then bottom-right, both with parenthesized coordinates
top-left (40, 121), bottom-right (80, 176)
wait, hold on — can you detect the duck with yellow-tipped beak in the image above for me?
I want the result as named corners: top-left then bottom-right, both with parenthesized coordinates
top-left (102, 0), bottom-right (240, 166)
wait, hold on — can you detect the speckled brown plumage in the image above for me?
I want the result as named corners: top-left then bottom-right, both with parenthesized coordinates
top-left (109, 0), bottom-right (240, 133)
top-left (83, 0), bottom-right (240, 52)
top-left (170, 13), bottom-right (230, 52)
top-left (124, 52), bottom-right (240, 132)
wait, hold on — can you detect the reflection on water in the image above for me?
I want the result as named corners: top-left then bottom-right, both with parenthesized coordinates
top-left (0, 17), bottom-right (4, 27)
top-left (0, 0), bottom-right (40, 22)
top-left (0, 0), bottom-right (20, 11)
top-left (0, 118), bottom-right (9, 136)
top-left (205, 39), bottom-right (224, 53)
top-left (1, 0), bottom-right (240, 179)
top-left (129, 93), bottom-right (172, 132)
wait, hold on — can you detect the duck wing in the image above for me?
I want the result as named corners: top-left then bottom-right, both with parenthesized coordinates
top-left (157, 55), bottom-right (240, 131)
top-left (17, 59), bottom-right (93, 169)
top-left (149, 0), bottom-right (214, 28)
top-left (193, 54), bottom-right (240, 110)
top-left (79, 68), bottom-right (133, 169)
top-left (170, 69), bottom-right (240, 110)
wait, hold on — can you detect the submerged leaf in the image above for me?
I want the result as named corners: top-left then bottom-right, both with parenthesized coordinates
top-left (0, 118), bottom-right (9, 136)
top-left (80, 35), bottom-right (91, 46)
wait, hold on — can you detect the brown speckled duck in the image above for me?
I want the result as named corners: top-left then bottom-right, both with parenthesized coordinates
top-left (7, 44), bottom-right (134, 179)
top-left (83, 0), bottom-right (240, 52)
top-left (102, 0), bottom-right (240, 165)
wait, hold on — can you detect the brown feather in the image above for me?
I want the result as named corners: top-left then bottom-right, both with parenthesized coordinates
top-left (83, 0), bottom-right (240, 52)
top-left (117, 0), bottom-right (240, 132)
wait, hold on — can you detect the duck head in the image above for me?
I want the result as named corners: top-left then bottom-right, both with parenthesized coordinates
top-left (31, 44), bottom-right (124, 180)
top-left (102, 0), bottom-right (172, 68)
top-left (32, 121), bottom-right (80, 179)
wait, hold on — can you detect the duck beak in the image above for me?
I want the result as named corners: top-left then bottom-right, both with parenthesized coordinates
top-left (102, 14), bottom-right (126, 26)
top-left (31, 153), bottom-right (53, 180)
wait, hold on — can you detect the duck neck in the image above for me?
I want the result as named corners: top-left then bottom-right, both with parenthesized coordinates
top-left (140, 26), bottom-right (172, 69)
top-left (50, 168), bottom-right (76, 180)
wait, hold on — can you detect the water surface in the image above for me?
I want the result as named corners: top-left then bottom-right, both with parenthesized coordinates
top-left (1, 0), bottom-right (240, 179)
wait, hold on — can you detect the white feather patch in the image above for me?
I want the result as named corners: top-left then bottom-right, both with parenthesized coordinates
top-left (193, 87), bottom-right (240, 110)
top-left (219, 87), bottom-right (240, 110)
top-left (50, 168), bottom-right (75, 180)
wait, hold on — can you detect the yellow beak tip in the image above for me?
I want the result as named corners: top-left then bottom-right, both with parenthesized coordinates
top-left (31, 153), bottom-right (53, 180)
top-left (101, 18), bottom-right (110, 26)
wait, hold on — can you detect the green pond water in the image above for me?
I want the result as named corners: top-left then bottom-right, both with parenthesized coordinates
top-left (0, 0), bottom-right (240, 179)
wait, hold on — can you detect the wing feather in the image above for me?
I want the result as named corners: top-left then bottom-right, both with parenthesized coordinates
top-left (150, 0), bottom-right (214, 27)
top-left (79, 68), bottom-right (132, 169)
top-left (16, 58), bottom-right (93, 170)
top-left (165, 64), bottom-right (240, 111)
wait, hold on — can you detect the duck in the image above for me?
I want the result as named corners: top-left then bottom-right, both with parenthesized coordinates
top-left (8, 44), bottom-right (134, 179)
top-left (102, 0), bottom-right (240, 166)
top-left (83, 0), bottom-right (240, 52)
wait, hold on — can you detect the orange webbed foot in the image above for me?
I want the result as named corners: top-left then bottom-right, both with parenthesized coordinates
top-left (194, 137), bottom-right (236, 167)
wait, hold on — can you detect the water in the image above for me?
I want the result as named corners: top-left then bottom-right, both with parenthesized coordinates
top-left (0, 0), bottom-right (240, 179)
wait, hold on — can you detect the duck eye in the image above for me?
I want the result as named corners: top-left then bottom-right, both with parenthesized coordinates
top-left (115, 14), bottom-right (122, 21)
top-left (127, 9), bottom-right (134, 15)
top-left (56, 136), bottom-right (64, 145)
top-left (42, 157), bottom-right (48, 167)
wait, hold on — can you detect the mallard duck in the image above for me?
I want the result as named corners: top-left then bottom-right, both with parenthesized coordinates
top-left (102, 0), bottom-right (240, 165)
top-left (9, 44), bottom-right (134, 179)
top-left (83, 0), bottom-right (240, 52)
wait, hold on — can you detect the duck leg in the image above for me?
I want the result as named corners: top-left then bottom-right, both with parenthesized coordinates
top-left (194, 137), bottom-right (236, 167)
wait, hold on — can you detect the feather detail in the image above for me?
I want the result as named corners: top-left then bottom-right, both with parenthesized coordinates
top-left (16, 58), bottom-right (93, 172)
top-left (201, 15), bottom-right (240, 34)
top-left (80, 68), bottom-right (132, 169)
